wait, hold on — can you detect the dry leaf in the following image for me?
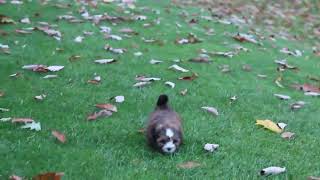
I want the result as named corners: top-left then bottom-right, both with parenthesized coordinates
top-left (94, 59), bottom-right (116, 64)
top-left (290, 101), bottom-right (305, 110)
top-left (202, 106), bottom-right (219, 116)
top-left (114, 96), bottom-right (125, 103)
top-left (242, 64), bottom-right (252, 72)
top-left (281, 132), bottom-right (295, 139)
top-left (133, 81), bottom-right (151, 88)
top-left (0, 91), bottom-right (5, 97)
top-left (33, 172), bottom-right (64, 180)
top-left (134, 52), bottom-right (143, 56)
top-left (177, 161), bottom-right (201, 169)
top-left (178, 73), bottom-right (198, 81)
top-left (69, 55), bottom-right (81, 61)
top-left (9, 175), bottom-right (22, 180)
top-left (21, 121), bottom-right (41, 131)
top-left (95, 104), bottom-right (117, 112)
top-left (87, 109), bottom-right (112, 121)
top-left (34, 94), bottom-right (46, 101)
top-left (277, 122), bottom-right (287, 130)
top-left (304, 92), bottom-right (320, 96)
top-left (74, 36), bottom-right (84, 43)
top-left (0, 14), bottom-right (15, 24)
top-left (12, 118), bottom-right (34, 123)
top-left (150, 59), bottom-right (163, 64)
top-left (165, 81), bottom-right (175, 88)
top-left (180, 89), bottom-right (188, 96)
top-left (43, 75), bottom-right (58, 79)
top-left (52, 130), bottom-right (66, 143)
top-left (204, 143), bottom-right (219, 152)
top-left (256, 119), bottom-right (283, 133)
top-left (135, 76), bottom-right (161, 82)
top-left (189, 56), bottom-right (212, 63)
top-left (292, 84), bottom-right (320, 93)
top-left (20, 17), bottom-right (30, 24)
top-left (169, 64), bottom-right (189, 72)
top-left (260, 166), bottom-right (286, 176)
top-left (47, 66), bottom-right (64, 72)
top-left (0, 117), bottom-right (12, 122)
top-left (104, 44), bottom-right (126, 54)
top-left (0, 107), bottom-right (9, 112)
top-left (275, 76), bottom-right (284, 88)
top-left (274, 94), bottom-right (291, 100)
top-left (308, 176), bottom-right (320, 180)
top-left (233, 33), bottom-right (258, 44)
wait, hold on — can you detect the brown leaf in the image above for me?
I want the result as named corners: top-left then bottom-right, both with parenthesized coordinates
top-left (9, 175), bottom-right (22, 180)
top-left (12, 118), bottom-right (34, 123)
top-left (87, 109), bottom-right (113, 121)
top-left (32, 172), bottom-right (64, 180)
top-left (52, 130), bottom-right (66, 143)
top-left (15, 29), bottom-right (32, 34)
top-left (69, 55), bottom-right (81, 62)
top-left (0, 29), bottom-right (9, 36)
top-left (292, 84), bottom-right (320, 93)
top-left (95, 104), bottom-right (117, 112)
top-left (178, 73), bottom-right (198, 81)
top-left (87, 80), bottom-right (100, 84)
top-left (177, 161), bottom-right (201, 169)
top-left (308, 176), bottom-right (320, 180)
top-left (0, 14), bottom-right (15, 24)
top-left (180, 89), bottom-right (188, 96)
top-left (0, 91), bottom-right (4, 97)
top-left (189, 56), bottom-right (212, 63)
top-left (281, 132), bottom-right (295, 140)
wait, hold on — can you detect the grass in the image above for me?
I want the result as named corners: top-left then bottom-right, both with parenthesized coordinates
top-left (1, 0), bottom-right (320, 179)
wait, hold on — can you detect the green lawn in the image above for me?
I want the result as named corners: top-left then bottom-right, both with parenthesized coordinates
top-left (1, 0), bottom-right (320, 179)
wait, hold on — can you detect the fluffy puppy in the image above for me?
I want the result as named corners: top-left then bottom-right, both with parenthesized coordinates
top-left (146, 94), bottom-right (183, 154)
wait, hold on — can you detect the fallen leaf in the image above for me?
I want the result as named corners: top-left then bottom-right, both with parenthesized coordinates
top-left (33, 172), bottom-right (64, 180)
top-left (204, 143), bottom-right (219, 152)
top-left (95, 104), bottom-right (117, 112)
top-left (257, 74), bottom-right (267, 78)
top-left (21, 121), bottom-right (41, 131)
top-left (12, 118), bottom-right (34, 123)
top-left (15, 29), bottom-right (32, 34)
top-left (178, 73), bottom-right (198, 81)
top-left (0, 14), bottom-right (15, 24)
top-left (189, 56), bottom-right (212, 63)
top-left (47, 65), bottom-right (64, 72)
top-left (219, 65), bottom-right (231, 73)
top-left (20, 17), bottom-right (30, 24)
top-left (275, 76), bottom-right (284, 88)
top-left (274, 94), bottom-right (291, 100)
top-left (256, 119), bottom-right (283, 133)
top-left (260, 166), bottom-right (286, 176)
top-left (74, 36), bottom-right (84, 43)
top-left (69, 55), bottom-right (81, 61)
top-left (43, 75), bottom-right (58, 79)
top-left (169, 64), bottom-right (189, 72)
top-left (87, 109), bottom-right (112, 121)
top-left (136, 77), bottom-right (161, 82)
top-left (277, 122), bottom-right (287, 130)
top-left (0, 91), bottom-right (4, 97)
top-left (308, 176), bottom-right (320, 180)
top-left (9, 175), bottom-right (22, 180)
top-left (110, 95), bottom-right (125, 103)
top-left (119, 27), bottom-right (138, 35)
top-left (242, 64), bottom-right (252, 72)
top-left (165, 81), bottom-right (175, 88)
top-left (292, 84), bottom-right (320, 93)
top-left (304, 92), bottom-right (320, 96)
top-left (104, 44), bottom-right (126, 54)
top-left (0, 117), bottom-right (12, 122)
top-left (202, 106), bottom-right (219, 116)
top-left (133, 81), bottom-right (151, 88)
top-left (180, 89), bottom-right (188, 96)
top-left (209, 51), bottom-right (235, 58)
top-left (0, 107), bottom-right (10, 112)
top-left (281, 132), bottom-right (295, 139)
top-left (52, 130), bottom-right (66, 143)
top-left (233, 33), bottom-right (258, 44)
top-left (177, 161), bottom-right (201, 169)
top-left (150, 59), bottom-right (163, 64)
top-left (134, 52), bottom-right (143, 56)
top-left (34, 94), bottom-right (46, 101)
top-left (137, 128), bottom-right (145, 134)
top-left (290, 101), bottom-right (305, 110)
top-left (94, 59), bottom-right (116, 64)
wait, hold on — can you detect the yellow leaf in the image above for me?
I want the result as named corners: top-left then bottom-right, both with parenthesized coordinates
top-left (256, 119), bottom-right (283, 133)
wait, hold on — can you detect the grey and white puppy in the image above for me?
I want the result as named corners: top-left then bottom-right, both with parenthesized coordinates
top-left (146, 94), bottom-right (183, 154)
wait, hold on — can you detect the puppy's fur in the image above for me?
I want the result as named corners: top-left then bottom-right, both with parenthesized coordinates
top-left (146, 94), bottom-right (183, 154)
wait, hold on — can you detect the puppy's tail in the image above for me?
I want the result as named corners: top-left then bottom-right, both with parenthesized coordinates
top-left (156, 94), bottom-right (169, 109)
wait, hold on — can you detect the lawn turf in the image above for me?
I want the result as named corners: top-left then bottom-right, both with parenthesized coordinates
top-left (1, 0), bottom-right (320, 179)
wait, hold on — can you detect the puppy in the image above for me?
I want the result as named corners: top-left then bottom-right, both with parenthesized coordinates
top-left (146, 94), bottom-right (183, 154)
